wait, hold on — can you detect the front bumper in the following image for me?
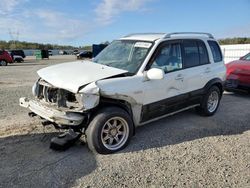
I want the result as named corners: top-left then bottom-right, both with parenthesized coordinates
top-left (225, 79), bottom-right (250, 91)
top-left (225, 79), bottom-right (239, 89)
top-left (19, 97), bottom-right (84, 126)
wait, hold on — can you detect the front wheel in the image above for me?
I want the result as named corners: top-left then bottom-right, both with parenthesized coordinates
top-left (196, 86), bottom-right (221, 116)
top-left (0, 60), bottom-right (7, 66)
top-left (86, 107), bottom-right (134, 154)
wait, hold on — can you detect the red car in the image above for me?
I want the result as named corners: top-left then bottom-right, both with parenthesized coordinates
top-left (225, 52), bottom-right (250, 92)
top-left (0, 50), bottom-right (13, 66)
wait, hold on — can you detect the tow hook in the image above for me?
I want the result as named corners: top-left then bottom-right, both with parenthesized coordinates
top-left (28, 112), bottom-right (37, 117)
top-left (41, 120), bottom-right (52, 126)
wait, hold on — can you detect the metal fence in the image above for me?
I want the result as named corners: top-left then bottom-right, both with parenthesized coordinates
top-left (220, 44), bottom-right (250, 63)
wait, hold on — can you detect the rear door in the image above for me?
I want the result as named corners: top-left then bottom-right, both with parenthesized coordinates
top-left (181, 39), bottom-right (211, 95)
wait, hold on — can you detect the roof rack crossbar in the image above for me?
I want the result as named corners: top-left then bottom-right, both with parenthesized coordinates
top-left (124, 33), bottom-right (165, 37)
top-left (164, 32), bottom-right (214, 39)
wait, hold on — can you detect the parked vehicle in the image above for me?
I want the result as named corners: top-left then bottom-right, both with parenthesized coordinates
top-left (92, 44), bottom-right (108, 57)
top-left (10, 50), bottom-right (26, 58)
top-left (73, 49), bottom-right (79, 55)
top-left (225, 52), bottom-right (250, 92)
top-left (13, 55), bottom-right (24, 63)
top-left (20, 32), bottom-right (226, 154)
top-left (76, 51), bottom-right (92, 59)
top-left (48, 50), bottom-right (53, 56)
top-left (59, 50), bottom-right (67, 55)
top-left (0, 50), bottom-right (13, 66)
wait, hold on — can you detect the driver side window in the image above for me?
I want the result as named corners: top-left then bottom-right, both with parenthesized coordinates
top-left (151, 43), bottom-right (183, 73)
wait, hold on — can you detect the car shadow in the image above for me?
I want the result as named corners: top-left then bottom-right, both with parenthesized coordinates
top-left (224, 90), bottom-right (250, 99)
top-left (121, 94), bottom-right (250, 153)
top-left (0, 132), bottom-right (96, 188)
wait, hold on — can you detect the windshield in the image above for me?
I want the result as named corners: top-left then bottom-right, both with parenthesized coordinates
top-left (242, 53), bottom-right (250, 61)
top-left (93, 40), bottom-right (153, 73)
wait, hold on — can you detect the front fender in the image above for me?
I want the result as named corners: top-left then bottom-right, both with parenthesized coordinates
top-left (77, 82), bottom-right (100, 110)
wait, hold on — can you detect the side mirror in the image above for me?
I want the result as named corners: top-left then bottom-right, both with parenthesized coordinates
top-left (239, 56), bottom-right (244, 60)
top-left (146, 68), bottom-right (164, 80)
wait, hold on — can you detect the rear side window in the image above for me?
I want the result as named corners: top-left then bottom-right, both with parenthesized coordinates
top-left (183, 40), bottom-right (200, 68)
top-left (197, 41), bottom-right (209, 65)
top-left (183, 40), bottom-right (210, 68)
top-left (208, 41), bottom-right (222, 62)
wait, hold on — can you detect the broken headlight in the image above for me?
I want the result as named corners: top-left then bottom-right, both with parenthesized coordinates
top-left (75, 93), bottom-right (84, 106)
top-left (75, 83), bottom-right (100, 110)
top-left (32, 81), bottom-right (39, 97)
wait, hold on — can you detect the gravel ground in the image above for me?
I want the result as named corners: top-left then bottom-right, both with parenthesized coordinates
top-left (0, 56), bottom-right (249, 188)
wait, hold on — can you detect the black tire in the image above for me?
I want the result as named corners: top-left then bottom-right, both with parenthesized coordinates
top-left (0, 60), bottom-right (7, 66)
top-left (86, 107), bottom-right (134, 154)
top-left (248, 89), bottom-right (250, 94)
top-left (196, 86), bottom-right (221, 116)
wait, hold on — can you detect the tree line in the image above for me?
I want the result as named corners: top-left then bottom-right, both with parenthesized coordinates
top-left (218, 37), bottom-right (250, 45)
top-left (0, 40), bottom-right (80, 50)
top-left (0, 38), bottom-right (249, 50)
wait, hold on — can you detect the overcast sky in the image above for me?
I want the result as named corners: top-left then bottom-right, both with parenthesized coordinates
top-left (0, 0), bottom-right (249, 46)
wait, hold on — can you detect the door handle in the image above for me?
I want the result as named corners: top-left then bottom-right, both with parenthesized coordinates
top-left (175, 74), bottom-right (184, 80)
top-left (204, 68), bottom-right (211, 73)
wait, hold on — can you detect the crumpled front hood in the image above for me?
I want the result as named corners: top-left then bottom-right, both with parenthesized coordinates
top-left (37, 60), bottom-right (127, 93)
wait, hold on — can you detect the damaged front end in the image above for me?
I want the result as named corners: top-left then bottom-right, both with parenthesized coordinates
top-left (20, 79), bottom-right (100, 128)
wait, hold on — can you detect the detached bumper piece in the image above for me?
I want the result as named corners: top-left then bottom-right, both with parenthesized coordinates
top-left (50, 129), bottom-right (81, 150)
top-left (19, 97), bottom-right (84, 126)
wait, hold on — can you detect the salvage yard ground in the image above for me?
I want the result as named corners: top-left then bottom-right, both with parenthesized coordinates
top-left (0, 56), bottom-right (249, 188)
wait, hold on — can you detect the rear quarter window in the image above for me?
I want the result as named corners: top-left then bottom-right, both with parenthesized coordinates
top-left (208, 41), bottom-right (222, 63)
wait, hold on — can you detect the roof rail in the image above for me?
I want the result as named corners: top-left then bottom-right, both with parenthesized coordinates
top-left (124, 33), bottom-right (165, 37)
top-left (164, 32), bottom-right (214, 39)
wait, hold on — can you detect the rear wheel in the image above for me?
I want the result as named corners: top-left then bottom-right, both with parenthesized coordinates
top-left (196, 86), bottom-right (221, 116)
top-left (86, 107), bottom-right (134, 154)
top-left (0, 60), bottom-right (7, 66)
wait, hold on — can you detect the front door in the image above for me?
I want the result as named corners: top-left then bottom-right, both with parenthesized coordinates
top-left (141, 41), bottom-right (187, 122)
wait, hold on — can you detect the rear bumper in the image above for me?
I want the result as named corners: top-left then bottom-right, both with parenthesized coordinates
top-left (19, 97), bottom-right (84, 126)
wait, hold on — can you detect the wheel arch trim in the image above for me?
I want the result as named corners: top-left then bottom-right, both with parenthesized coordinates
top-left (204, 78), bottom-right (224, 96)
top-left (93, 97), bottom-right (136, 135)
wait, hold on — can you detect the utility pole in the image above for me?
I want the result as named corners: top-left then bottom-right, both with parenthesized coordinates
top-left (8, 29), bottom-right (19, 49)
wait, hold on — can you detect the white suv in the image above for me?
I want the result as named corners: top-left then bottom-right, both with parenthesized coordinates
top-left (20, 32), bottom-right (226, 154)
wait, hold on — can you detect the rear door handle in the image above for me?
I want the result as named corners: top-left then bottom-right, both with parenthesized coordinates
top-left (175, 74), bottom-right (184, 81)
top-left (204, 68), bottom-right (211, 73)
